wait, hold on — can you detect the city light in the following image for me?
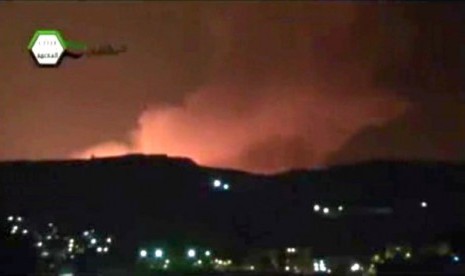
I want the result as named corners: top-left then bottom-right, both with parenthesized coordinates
top-left (197, 259), bottom-right (202, 265)
top-left (405, 252), bottom-right (411, 259)
top-left (453, 255), bottom-right (460, 262)
top-left (338, 205), bottom-right (344, 211)
top-left (205, 250), bottom-right (211, 257)
top-left (17, 217), bottom-right (23, 222)
top-left (154, 248), bottom-right (163, 258)
top-left (319, 260), bottom-right (327, 272)
top-left (41, 251), bottom-right (49, 258)
top-left (97, 247), bottom-right (103, 253)
top-left (48, 223), bottom-right (54, 228)
top-left (286, 247), bottom-right (296, 253)
top-left (323, 207), bottom-right (330, 214)
top-left (165, 259), bottom-right (170, 264)
top-left (103, 247), bottom-right (109, 253)
top-left (139, 249), bottom-right (148, 258)
top-left (22, 229), bottom-right (28, 235)
top-left (351, 263), bottom-right (361, 272)
top-left (223, 184), bottom-right (230, 190)
top-left (285, 266), bottom-right (290, 271)
top-left (213, 179), bottom-right (221, 188)
top-left (313, 261), bottom-right (320, 272)
top-left (91, 238), bottom-right (97, 245)
top-left (11, 225), bottom-right (18, 234)
top-left (187, 249), bottom-right (196, 258)
top-left (83, 231), bottom-right (89, 237)
top-left (250, 265), bottom-right (255, 271)
top-left (7, 216), bottom-right (13, 221)
top-left (313, 204), bottom-right (320, 212)
top-left (46, 235), bottom-right (52, 240)
top-left (421, 201), bottom-right (428, 208)
top-left (37, 242), bottom-right (43, 248)
top-left (106, 237), bottom-right (112, 243)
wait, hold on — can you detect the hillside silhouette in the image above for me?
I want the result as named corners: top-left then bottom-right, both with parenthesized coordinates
top-left (1, 155), bottom-right (465, 263)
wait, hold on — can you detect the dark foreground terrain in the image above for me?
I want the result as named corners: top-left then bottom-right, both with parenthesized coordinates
top-left (1, 155), bottom-right (465, 270)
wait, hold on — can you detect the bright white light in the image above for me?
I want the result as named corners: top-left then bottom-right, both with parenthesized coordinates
top-left (187, 249), bottom-right (196, 258)
top-left (351, 263), bottom-right (361, 272)
top-left (197, 259), bottom-right (202, 265)
top-left (285, 266), bottom-right (290, 271)
top-left (338, 205), bottom-right (344, 211)
top-left (313, 204), bottom-right (321, 212)
top-left (83, 231), bottom-right (89, 237)
top-left (154, 249), bottom-right (163, 258)
top-left (41, 251), bottom-right (49, 258)
top-left (421, 201), bottom-right (428, 208)
top-left (139, 249), bottom-right (148, 258)
top-left (320, 264), bottom-right (327, 272)
top-left (90, 238), bottom-right (97, 245)
top-left (46, 235), bottom-right (52, 240)
top-left (69, 238), bottom-right (74, 244)
top-left (103, 247), bottom-right (109, 253)
top-left (223, 184), bottom-right (230, 190)
top-left (97, 247), bottom-right (103, 253)
top-left (323, 207), bottom-right (330, 214)
top-left (313, 262), bottom-right (320, 272)
top-left (250, 265), bottom-right (255, 271)
top-left (22, 229), bottom-right (28, 235)
top-left (286, 247), bottom-right (296, 253)
top-left (37, 242), bottom-right (43, 248)
top-left (7, 216), bottom-right (14, 221)
top-left (405, 252), bottom-right (411, 259)
top-left (205, 250), bottom-right (211, 257)
top-left (163, 264), bottom-right (168, 269)
top-left (48, 223), bottom-right (54, 228)
top-left (165, 259), bottom-right (170, 264)
top-left (213, 179), bottom-right (221, 187)
top-left (453, 255), bottom-right (460, 262)
top-left (106, 237), bottom-right (112, 243)
top-left (17, 217), bottom-right (23, 222)
top-left (11, 225), bottom-right (18, 234)
top-left (70, 255), bottom-right (75, 259)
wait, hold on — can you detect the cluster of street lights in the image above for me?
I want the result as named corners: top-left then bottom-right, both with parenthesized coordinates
top-left (138, 246), bottom-right (232, 271)
top-left (81, 229), bottom-right (112, 254)
top-left (4, 215), bottom-right (114, 262)
top-left (313, 259), bottom-right (331, 273)
top-left (212, 179), bottom-right (230, 191)
top-left (313, 204), bottom-right (344, 216)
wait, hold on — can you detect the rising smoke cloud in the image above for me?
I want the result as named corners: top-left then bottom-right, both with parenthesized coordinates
top-left (72, 4), bottom-right (417, 173)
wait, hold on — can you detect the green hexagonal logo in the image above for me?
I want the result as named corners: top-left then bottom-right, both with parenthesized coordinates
top-left (28, 30), bottom-right (67, 66)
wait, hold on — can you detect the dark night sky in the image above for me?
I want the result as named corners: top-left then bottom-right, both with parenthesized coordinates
top-left (0, 2), bottom-right (464, 173)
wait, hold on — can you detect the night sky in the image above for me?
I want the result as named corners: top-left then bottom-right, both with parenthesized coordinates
top-left (1, 2), bottom-right (464, 173)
